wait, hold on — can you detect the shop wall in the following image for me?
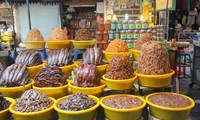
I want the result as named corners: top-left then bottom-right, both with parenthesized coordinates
top-left (16, 3), bottom-right (61, 42)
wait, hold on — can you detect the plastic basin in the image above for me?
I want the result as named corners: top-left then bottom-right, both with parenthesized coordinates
top-left (0, 97), bottom-right (15, 120)
top-left (102, 74), bottom-right (137, 90)
top-left (9, 97), bottom-right (55, 120)
top-left (27, 64), bottom-right (43, 78)
top-left (59, 64), bottom-right (75, 76)
top-left (146, 92), bottom-right (195, 120)
top-left (46, 40), bottom-right (71, 50)
top-left (131, 49), bottom-right (140, 61)
top-left (54, 95), bottom-right (100, 120)
top-left (101, 94), bottom-right (146, 120)
top-left (135, 69), bottom-right (175, 88)
top-left (68, 80), bottom-right (106, 97)
top-left (0, 82), bottom-right (32, 99)
top-left (71, 40), bottom-right (96, 49)
top-left (24, 41), bottom-right (46, 50)
top-left (103, 51), bottom-right (131, 62)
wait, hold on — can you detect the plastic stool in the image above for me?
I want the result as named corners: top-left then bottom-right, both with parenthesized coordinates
top-left (74, 48), bottom-right (86, 60)
top-left (35, 49), bottom-right (47, 61)
top-left (176, 52), bottom-right (192, 79)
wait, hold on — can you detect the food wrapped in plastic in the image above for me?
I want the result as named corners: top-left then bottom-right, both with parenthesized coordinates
top-left (0, 93), bottom-right (11, 111)
top-left (34, 65), bottom-right (67, 87)
top-left (82, 47), bottom-right (102, 65)
top-left (25, 28), bottom-right (44, 41)
top-left (47, 48), bottom-right (73, 66)
top-left (105, 39), bottom-right (129, 53)
top-left (15, 50), bottom-right (43, 67)
top-left (135, 33), bottom-right (155, 51)
top-left (73, 63), bottom-right (100, 87)
top-left (74, 29), bottom-right (92, 41)
top-left (0, 64), bottom-right (30, 87)
top-left (49, 28), bottom-right (68, 41)
top-left (106, 55), bottom-right (133, 79)
top-left (58, 93), bottom-right (96, 111)
top-left (137, 41), bottom-right (171, 75)
top-left (13, 89), bottom-right (53, 112)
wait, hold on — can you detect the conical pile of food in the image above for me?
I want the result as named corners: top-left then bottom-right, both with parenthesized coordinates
top-left (49, 28), bottom-right (68, 40)
top-left (25, 28), bottom-right (44, 41)
top-left (74, 29), bottom-right (92, 41)
top-left (105, 39), bottom-right (129, 53)
top-left (135, 33), bottom-right (155, 51)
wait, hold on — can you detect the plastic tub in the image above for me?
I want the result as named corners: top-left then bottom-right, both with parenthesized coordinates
top-left (68, 80), bottom-right (106, 97)
top-left (71, 40), bottom-right (96, 49)
top-left (32, 81), bottom-right (68, 99)
top-left (102, 74), bottom-right (137, 90)
top-left (54, 95), bottom-right (100, 120)
top-left (46, 40), bottom-right (71, 50)
top-left (103, 51), bottom-right (131, 62)
top-left (131, 49), bottom-right (140, 61)
top-left (9, 97), bottom-right (55, 120)
top-left (24, 41), bottom-right (46, 50)
top-left (59, 64), bottom-right (75, 76)
top-left (27, 64), bottom-right (43, 78)
top-left (0, 82), bottom-right (32, 99)
top-left (146, 92), bottom-right (195, 120)
top-left (101, 94), bottom-right (146, 120)
top-left (0, 97), bottom-right (15, 120)
top-left (135, 70), bottom-right (175, 88)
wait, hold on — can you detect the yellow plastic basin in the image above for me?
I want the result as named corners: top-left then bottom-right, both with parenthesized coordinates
top-left (101, 94), bottom-right (146, 120)
top-left (0, 82), bottom-right (32, 99)
top-left (32, 80), bottom-right (68, 99)
top-left (68, 80), bottom-right (106, 97)
top-left (146, 92), bottom-right (195, 120)
top-left (0, 97), bottom-right (15, 120)
top-left (135, 69), bottom-right (175, 88)
top-left (131, 49), bottom-right (140, 61)
top-left (2, 37), bottom-right (12, 41)
top-left (46, 40), bottom-right (71, 50)
top-left (103, 51), bottom-right (131, 62)
top-left (27, 64), bottom-right (43, 78)
top-left (71, 40), bottom-right (96, 49)
top-left (24, 41), bottom-right (46, 50)
top-left (9, 97), bottom-right (55, 120)
top-left (54, 95), bottom-right (100, 120)
top-left (102, 74), bottom-right (137, 90)
top-left (59, 64), bottom-right (75, 76)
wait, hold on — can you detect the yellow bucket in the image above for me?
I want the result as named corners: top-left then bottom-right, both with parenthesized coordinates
top-left (68, 80), bottom-right (106, 97)
top-left (24, 41), bottom-right (46, 50)
top-left (71, 40), bottom-right (96, 49)
top-left (59, 64), bottom-right (75, 76)
top-left (146, 92), bottom-right (195, 120)
top-left (131, 49), bottom-right (140, 61)
top-left (54, 95), bottom-right (100, 120)
top-left (102, 74), bottom-right (137, 90)
top-left (0, 97), bottom-right (15, 120)
top-left (103, 51), bottom-right (132, 62)
top-left (0, 82), bottom-right (32, 99)
top-left (9, 97), bottom-right (55, 120)
top-left (135, 70), bottom-right (175, 88)
top-left (32, 80), bottom-right (68, 99)
top-left (101, 94), bottom-right (146, 120)
top-left (46, 40), bottom-right (71, 50)
top-left (27, 64), bottom-right (43, 78)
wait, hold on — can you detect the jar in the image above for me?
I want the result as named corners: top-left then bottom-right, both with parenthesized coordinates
top-left (97, 43), bottom-right (103, 49)
top-left (128, 20), bottom-right (135, 29)
top-left (98, 22), bottom-right (104, 31)
top-left (117, 21), bottom-right (123, 30)
top-left (108, 30), bottom-right (114, 40)
top-left (126, 30), bottom-right (133, 39)
top-left (103, 42), bottom-right (109, 50)
top-left (147, 29), bottom-right (152, 33)
top-left (111, 21), bottom-right (116, 30)
top-left (152, 30), bottom-right (157, 36)
top-left (133, 30), bottom-right (140, 39)
top-left (122, 20), bottom-right (129, 30)
top-left (96, 31), bottom-right (103, 42)
top-left (115, 30), bottom-right (120, 38)
top-left (135, 20), bottom-right (141, 30)
top-left (104, 21), bottom-right (111, 31)
top-left (141, 20), bottom-right (149, 29)
top-left (103, 30), bottom-right (109, 43)
top-left (140, 30), bottom-right (147, 37)
top-left (126, 40), bottom-right (133, 49)
top-left (120, 30), bottom-right (127, 39)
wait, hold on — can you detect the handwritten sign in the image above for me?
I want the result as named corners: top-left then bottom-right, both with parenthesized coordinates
top-left (156, 0), bottom-right (175, 11)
